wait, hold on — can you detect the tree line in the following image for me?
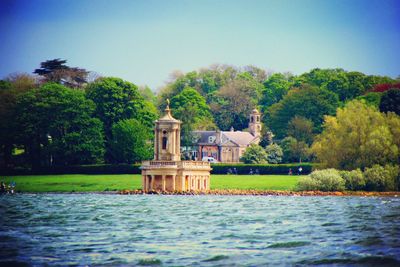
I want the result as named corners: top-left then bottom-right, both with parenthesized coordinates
top-left (1, 59), bottom-right (399, 172)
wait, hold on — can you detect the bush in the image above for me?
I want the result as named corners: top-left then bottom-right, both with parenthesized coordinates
top-left (296, 169), bottom-right (345, 191)
top-left (296, 176), bottom-right (320, 191)
top-left (363, 164), bottom-right (399, 191)
top-left (211, 163), bottom-right (315, 175)
top-left (265, 143), bottom-right (283, 164)
top-left (340, 169), bottom-right (365, 190)
top-left (240, 144), bottom-right (268, 164)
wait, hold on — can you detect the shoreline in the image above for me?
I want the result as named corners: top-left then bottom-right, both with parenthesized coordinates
top-left (4, 190), bottom-right (399, 197)
top-left (119, 189), bottom-right (400, 197)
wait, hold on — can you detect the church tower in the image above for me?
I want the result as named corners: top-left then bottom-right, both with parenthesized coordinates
top-left (249, 108), bottom-right (261, 137)
top-left (154, 100), bottom-right (181, 161)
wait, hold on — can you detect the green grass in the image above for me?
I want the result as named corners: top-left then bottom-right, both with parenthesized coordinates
top-left (211, 175), bottom-right (301, 191)
top-left (1, 174), bottom-right (302, 193)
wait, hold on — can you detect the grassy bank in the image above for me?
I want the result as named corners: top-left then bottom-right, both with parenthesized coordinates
top-left (1, 174), bottom-right (301, 193)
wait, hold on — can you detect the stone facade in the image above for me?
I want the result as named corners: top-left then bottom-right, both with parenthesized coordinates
top-left (141, 102), bottom-right (211, 192)
top-left (193, 109), bottom-right (262, 163)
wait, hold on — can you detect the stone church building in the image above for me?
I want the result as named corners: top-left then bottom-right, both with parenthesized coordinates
top-left (193, 109), bottom-right (262, 162)
top-left (141, 102), bottom-right (211, 192)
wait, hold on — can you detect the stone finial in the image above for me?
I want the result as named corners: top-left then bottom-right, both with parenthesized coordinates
top-left (165, 99), bottom-right (171, 116)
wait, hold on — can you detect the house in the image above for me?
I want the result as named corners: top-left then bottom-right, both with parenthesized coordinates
top-left (141, 101), bottom-right (211, 192)
top-left (193, 109), bottom-right (262, 163)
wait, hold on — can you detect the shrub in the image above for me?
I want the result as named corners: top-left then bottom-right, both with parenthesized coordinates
top-left (265, 143), bottom-right (283, 164)
top-left (296, 176), bottom-right (320, 191)
top-left (363, 164), bottom-right (399, 191)
top-left (296, 168), bottom-right (345, 191)
top-left (240, 144), bottom-right (268, 164)
top-left (340, 169), bottom-right (365, 190)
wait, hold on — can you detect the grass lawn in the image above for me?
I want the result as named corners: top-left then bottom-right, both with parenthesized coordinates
top-left (1, 174), bottom-right (303, 193)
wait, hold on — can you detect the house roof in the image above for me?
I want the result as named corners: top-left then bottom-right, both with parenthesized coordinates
top-left (193, 130), bottom-right (257, 147)
top-left (193, 131), bottom-right (218, 145)
top-left (221, 131), bottom-right (257, 146)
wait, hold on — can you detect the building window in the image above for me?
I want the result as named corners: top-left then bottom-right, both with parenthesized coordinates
top-left (251, 116), bottom-right (254, 123)
top-left (256, 116), bottom-right (260, 122)
top-left (162, 137), bottom-right (167, 149)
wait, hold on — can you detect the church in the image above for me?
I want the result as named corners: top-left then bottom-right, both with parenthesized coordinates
top-left (141, 101), bottom-right (211, 192)
top-left (192, 109), bottom-right (262, 162)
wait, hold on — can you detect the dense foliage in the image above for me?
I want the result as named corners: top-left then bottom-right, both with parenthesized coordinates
top-left (240, 144), bottom-right (269, 164)
top-left (15, 83), bottom-right (105, 168)
top-left (110, 119), bottom-right (153, 164)
top-left (1, 60), bottom-right (399, 171)
top-left (297, 165), bottom-right (399, 192)
top-left (312, 101), bottom-right (400, 170)
top-left (86, 77), bottom-right (157, 163)
top-left (296, 169), bottom-right (345, 192)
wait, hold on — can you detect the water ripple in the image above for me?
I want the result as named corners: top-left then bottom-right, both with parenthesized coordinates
top-left (0, 194), bottom-right (399, 266)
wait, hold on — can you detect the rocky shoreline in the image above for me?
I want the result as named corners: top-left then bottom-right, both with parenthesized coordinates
top-left (119, 189), bottom-right (399, 197)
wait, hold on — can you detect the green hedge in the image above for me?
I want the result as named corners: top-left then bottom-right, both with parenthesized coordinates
top-left (210, 163), bottom-right (315, 175)
top-left (0, 164), bottom-right (142, 176)
top-left (1, 163), bottom-right (316, 176)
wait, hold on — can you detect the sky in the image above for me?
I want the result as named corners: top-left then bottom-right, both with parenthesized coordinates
top-left (1, 0), bottom-right (399, 90)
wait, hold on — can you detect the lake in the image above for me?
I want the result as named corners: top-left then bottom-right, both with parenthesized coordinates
top-left (1, 194), bottom-right (399, 266)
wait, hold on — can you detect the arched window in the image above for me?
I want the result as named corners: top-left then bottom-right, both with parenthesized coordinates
top-left (256, 116), bottom-right (260, 122)
top-left (251, 116), bottom-right (254, 123)
top-left (162, 137), bottom-right (168, 150)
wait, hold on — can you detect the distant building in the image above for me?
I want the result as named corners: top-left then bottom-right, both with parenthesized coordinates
top-left (193, 109), bottom-right (262, 163)
top-left (141, 101), bottom-right (211, 192)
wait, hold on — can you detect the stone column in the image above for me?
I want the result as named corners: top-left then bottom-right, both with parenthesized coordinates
top-left (172, 175), bottom-right (176, 191)
top-left (145, 176), bottom-right (149, 191)
top-left (162, 175), bottom-right (166, 191)
top-left (150, 175), bottom-right (155, 191)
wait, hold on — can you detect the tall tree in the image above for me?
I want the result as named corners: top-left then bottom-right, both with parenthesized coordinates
top-left (15, 83), bottom-right (105, 168)
top-left (86, 77), bottom-right (157, 162)
top-left (379, 89), bottom-right (400, 115)
top-left (110, 119), bottom-right (153, 163)
top-left (34, 59), bottom-right (89, 89)
top-left (267, 84), bottom-right (339, 139)
top-left (261, 73), bottom-right (293, 108)
top-left (312, 100), bottom-right (399, 170)
top-left (0, 74), bottom-right (38, 168)
top-left (210, 79), bottom-right (260, 130)
top-left (170, 87), bottom-right (216, 147)
top-left (287, 116), bottom-right (314, 145)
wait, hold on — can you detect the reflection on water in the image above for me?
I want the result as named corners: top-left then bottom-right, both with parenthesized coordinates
top-left (1, 194), bottom-right (399, 266)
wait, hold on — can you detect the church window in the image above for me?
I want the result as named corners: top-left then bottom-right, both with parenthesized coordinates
top-left (251, 116), bottom-right (254, 123)
top-left (256, 116), bottom-right (260, 122)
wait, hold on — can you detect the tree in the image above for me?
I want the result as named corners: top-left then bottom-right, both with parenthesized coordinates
top-left (14, 83), bottom-right (105, 168)
top-left (261, 73), bottom-right (292, 108)
top-left (287, 116), bottom-right (314, 145)
top-left (210, 79), bottom-right (260, 130)
top-left (265, 143), bottom-right (283, 164)
top-left (0, 74), bottom-right (38, 168)
top-left (240, 144), bottom-right (268, 164)
top-left (281, 137), bottom-right (310, 163)
top-left (110, 119), bottom-right (153, 163)
top-left (356, 92), bottom-right (382, 108)
top-left (34, 59), bottom-right (89, 89)
top-left (170, 87), bottom-right (215, 147)
top-left (86, 77), bottom-right (158, 162)
top-left (267, 84), bottom-right (339, 139)
top-left (312, 100), bottom-right (399, 170)
top-left (379, 89), bottom-right (400, 115)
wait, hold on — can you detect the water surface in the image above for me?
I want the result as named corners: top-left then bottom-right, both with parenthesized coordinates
top-left (1, 194), bottom-right (399, 266)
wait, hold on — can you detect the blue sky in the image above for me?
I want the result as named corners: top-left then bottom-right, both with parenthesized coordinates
top-left (1, 0), bottom-right (399, 90)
